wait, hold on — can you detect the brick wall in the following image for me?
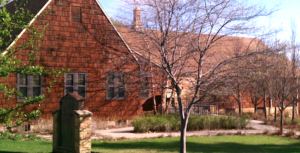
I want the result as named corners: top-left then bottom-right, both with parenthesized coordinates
top-left (0, 0), bottom-right (148, 120)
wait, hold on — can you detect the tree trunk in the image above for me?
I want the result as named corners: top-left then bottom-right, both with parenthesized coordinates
top-left (238, 101), bottom-right (242, 116)
top-left (153, 95), bottom-right (157, 114)
top-left (254, 104), bottom-right (257, 114)
top-left (280, 110), bottom-right (284, 134)
top-left (161, 79), bottom-right (168, 114)
top-left (292, 99), bottom-right (295, 122)
top-left (263, 92), bottom-right (267, 120)
top-left (176, 87), bottom-right (188, 153)
top-left (149, 49), bottom-right (157, 114)
top-left (269, 98), bottom-right (272, 117)
top-left (180, 116), bottom-right (189, 153)
top-left (150, 72), bottom-right (157, 114)
top-left (274, 101), bottom-right (277, 122)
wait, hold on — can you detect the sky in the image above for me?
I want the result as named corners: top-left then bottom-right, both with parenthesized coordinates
top-left (98, 0), bottom-right (300, 42)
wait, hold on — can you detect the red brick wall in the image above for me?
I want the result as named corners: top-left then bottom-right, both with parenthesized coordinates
top-left (216, 91), bottom-right (274, 111)
top-left (0, 0), bottom-right (147, 119)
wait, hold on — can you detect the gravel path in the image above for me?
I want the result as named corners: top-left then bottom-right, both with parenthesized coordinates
top-left (37, 120), bottom-right (298, 140)
top-left (92, 120), bottom-right (296, 140)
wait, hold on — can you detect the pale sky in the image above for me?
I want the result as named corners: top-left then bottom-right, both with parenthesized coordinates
top-left (98, 0), bottom-right (300, 42)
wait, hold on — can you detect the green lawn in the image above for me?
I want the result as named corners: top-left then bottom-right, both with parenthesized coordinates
top-left (1, 136), bottom-right (300, 153)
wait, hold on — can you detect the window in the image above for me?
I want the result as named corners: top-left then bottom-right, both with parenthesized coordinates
top-left (17, 74), bottom-right (43, 102)
top-left (140, 75), bottom-right (149, 98)
top-left (71, 6), bottom-right (81, 23)
top-left (64, 72), bottom-right (87, 98)
top-left (166, 91), bottom-right (175, 107)
top-left (106, 72), bottom-right (125, 100)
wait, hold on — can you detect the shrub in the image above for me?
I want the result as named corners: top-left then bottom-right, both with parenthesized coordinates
top-left (1, 132), bottom-right (11, 139)
top-left (285, 130), bottom-right (296, 137)
top-left (133, 114), bottom-right (249, 133)
top-left (210, 116), bottom-right (220, 129)
top-left (21, 134), bottom-right (27, 139)
top-left (239, 115), bottom-right (250, 129)
top-left (13, 134), bottom-right (24, 141)
top-left (27, 134), bottom-right (40, 141)
top-left (227, 115), bottom-right (237, 129)
top-left (132, 117), bottom-right (150, 133)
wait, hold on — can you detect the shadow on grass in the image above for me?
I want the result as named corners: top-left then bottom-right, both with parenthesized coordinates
top-left (0, 140), bottom-right (52, 153)
top-left (92, 140), bottom-right (300, 153)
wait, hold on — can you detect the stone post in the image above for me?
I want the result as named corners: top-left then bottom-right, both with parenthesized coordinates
top-left (52, 93), bottom-right (92, 153)
top-left (74, 110), bottom-right (92, 153)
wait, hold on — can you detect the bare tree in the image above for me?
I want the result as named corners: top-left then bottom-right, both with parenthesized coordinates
top-left (248, 76), bottom-right (263, 114)
top-left (256, 57), bottom-right (271, 119)
top-left (226, 69), bottom-right (248, 115)
top-left (118, 0), bottom-right (277, 152)
top-left (289, 19), bottom-right (299, 122)
top-left (268, 51), bottom-right (299, 133)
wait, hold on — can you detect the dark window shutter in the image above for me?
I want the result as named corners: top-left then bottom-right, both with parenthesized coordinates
top-left (71, 7), bottom-right (81, 23)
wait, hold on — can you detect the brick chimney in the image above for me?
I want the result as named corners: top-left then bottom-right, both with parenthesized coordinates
top-left (132, 6), bottom-right (143, 31)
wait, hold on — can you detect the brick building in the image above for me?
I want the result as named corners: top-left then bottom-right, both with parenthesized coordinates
top-left (118, 5), bottom-right (300, 117)
top-left (1, 0), bottom-right (298, 119)
top-left (0, 0), bottom-right (164, 119)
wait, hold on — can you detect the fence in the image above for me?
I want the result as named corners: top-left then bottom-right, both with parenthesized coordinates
top-left (168, 105), bottom-right (213, 116)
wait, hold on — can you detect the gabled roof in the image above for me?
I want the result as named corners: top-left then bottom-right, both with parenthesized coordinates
top-left (117, 26), bottom-right (267, 74)
top-left (1, 0), bottom-right (138, 62)
top-left (0, 0), bottom-right (49, 50)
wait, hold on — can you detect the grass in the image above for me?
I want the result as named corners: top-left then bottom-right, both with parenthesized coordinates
top-left (285, 118), bottom-right (300, 124)
top-left (1, 136), bottom-right (300, 153)
top-left (0, 140), bottom-right (52, 153)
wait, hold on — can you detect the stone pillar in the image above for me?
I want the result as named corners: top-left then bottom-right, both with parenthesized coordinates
top-left (132, 6), bottom-right (143, 31)
top-left (52, 93), bottom-right (92, 153)
top-left (74, 110), bottom-right (92, 153)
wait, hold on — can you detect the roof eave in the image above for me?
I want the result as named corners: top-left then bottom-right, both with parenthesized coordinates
top-left (2, 0), bottom-right (52, 56)
top-left (94, 0), bottom-right (139, 63)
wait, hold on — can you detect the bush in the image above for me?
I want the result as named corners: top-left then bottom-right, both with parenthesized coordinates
top-left (1, 132), bottom-right (29, 141)
top-left (12, 134), bottom-right (24, 141)
top-left (132, 114), bottom-right (180, 133)
top-left (1, 132), bottom-right (11, 139)
top-left (133, 114), bottom-right (249, 133)
top-left (27, 134), bottom-right (41, 141)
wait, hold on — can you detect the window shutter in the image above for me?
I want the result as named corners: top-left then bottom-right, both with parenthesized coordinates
top-left (71, 6), bottom-right (81, 23)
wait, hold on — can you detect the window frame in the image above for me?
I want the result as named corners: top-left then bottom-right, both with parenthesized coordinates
top-left (106, 72), bottom-right (126, 100)
top-left (64, 72), bottom-right (87, 98)
top-left (17, 74), bottom-right (43, 102)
